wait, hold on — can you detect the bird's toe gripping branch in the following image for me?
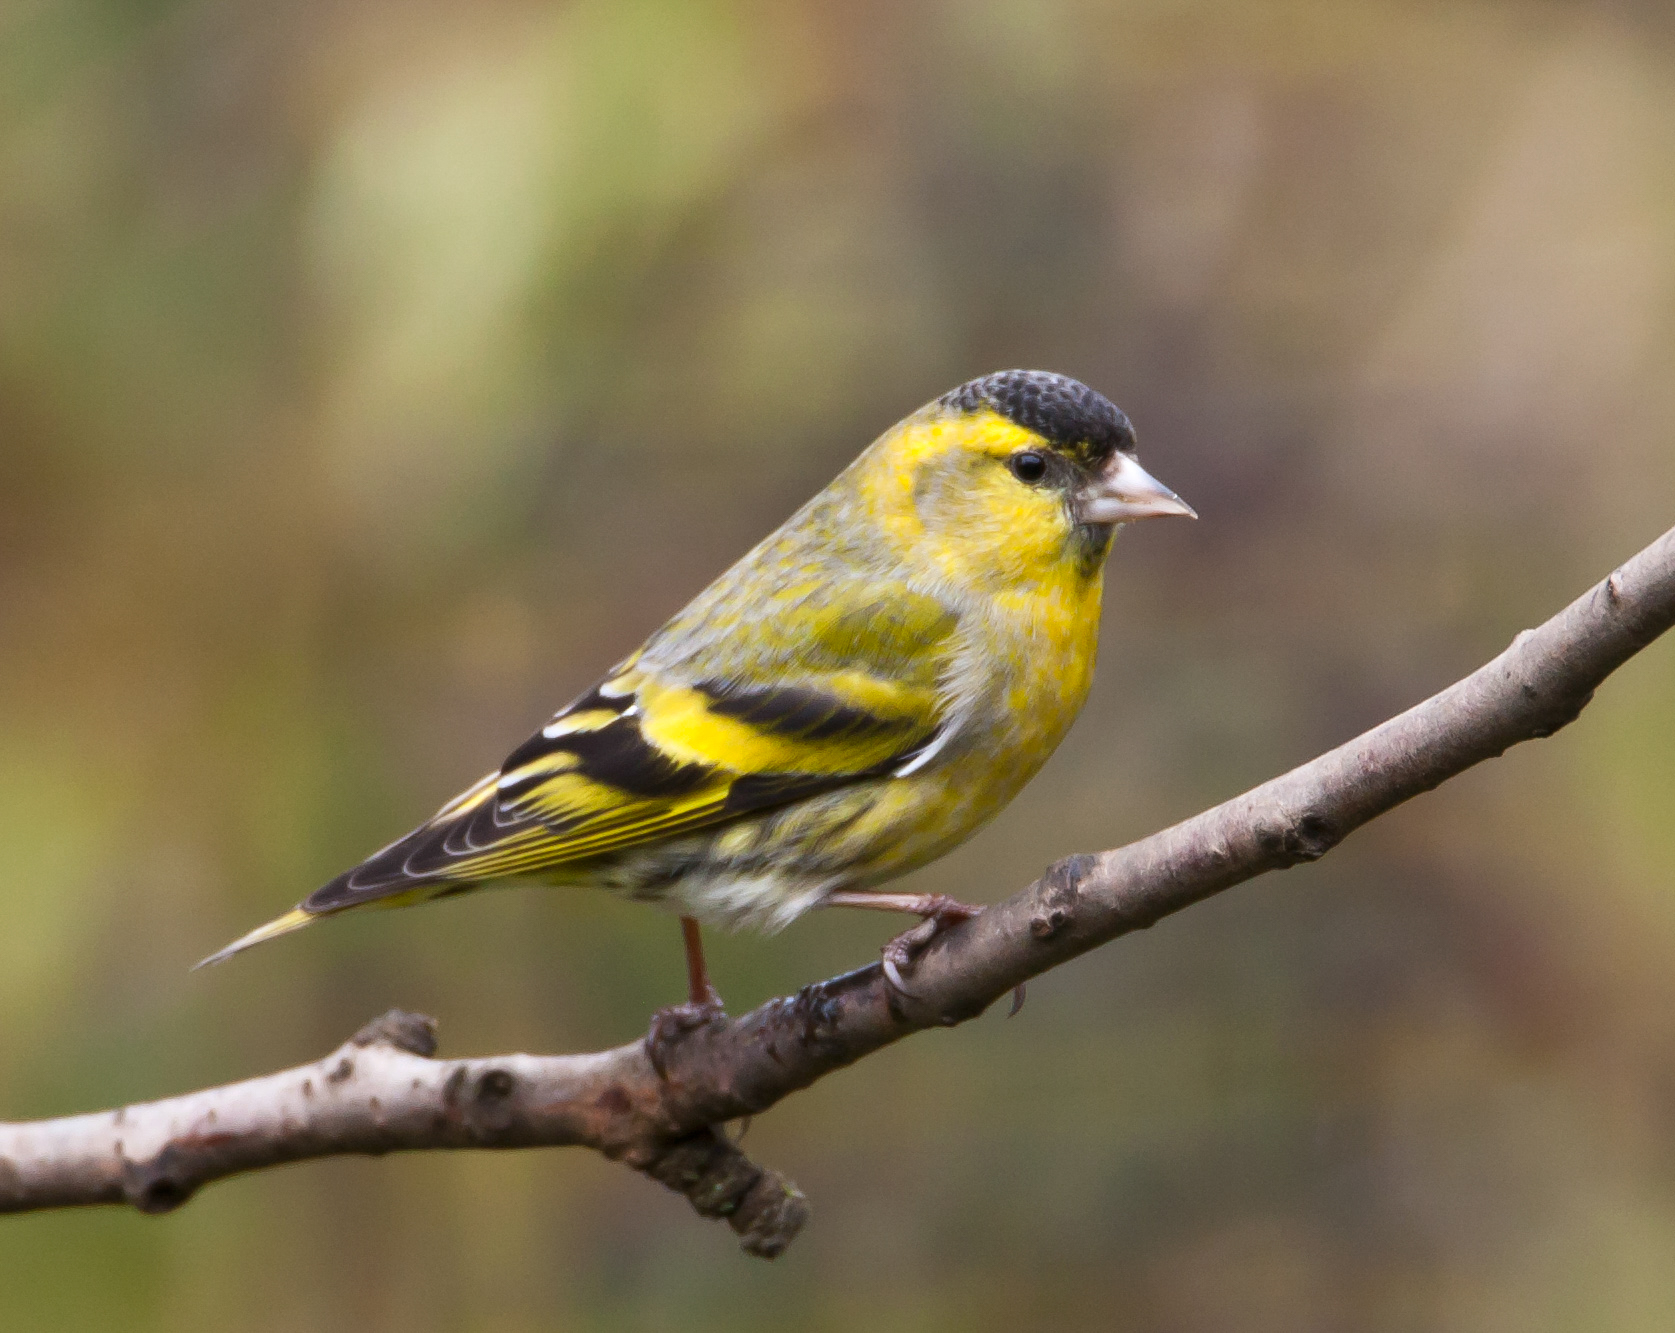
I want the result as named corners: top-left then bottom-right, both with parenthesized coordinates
top-left (644, 998), bottom-right (729, 1079)
top-left (824, 891), bottom-right (1026, 1015)
top-left (877, 897), bottom-right (980, 996)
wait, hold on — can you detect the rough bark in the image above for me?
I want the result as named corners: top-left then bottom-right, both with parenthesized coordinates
top-left (5, 524), bottom-right (1675, 1258)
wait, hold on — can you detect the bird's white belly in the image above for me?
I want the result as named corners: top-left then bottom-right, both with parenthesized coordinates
top-left (662, 866), bottom-right (840, 932)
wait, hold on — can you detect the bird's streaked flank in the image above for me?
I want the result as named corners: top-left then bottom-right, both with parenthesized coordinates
top-left (200, 371), bottom-right (1195, 1007)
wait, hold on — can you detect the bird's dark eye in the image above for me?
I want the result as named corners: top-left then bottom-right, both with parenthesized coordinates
top-left (1009, 451), bottom-right (1047, 484)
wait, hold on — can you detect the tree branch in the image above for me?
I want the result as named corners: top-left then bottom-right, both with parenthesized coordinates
top-left (5, 525), bottom-right (1675, 1257)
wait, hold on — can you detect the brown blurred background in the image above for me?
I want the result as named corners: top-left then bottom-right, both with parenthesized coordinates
top-left (4, 0), bottom-right (1675, 1328)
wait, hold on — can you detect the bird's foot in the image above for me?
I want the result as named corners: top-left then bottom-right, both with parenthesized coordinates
top-left (876, 894), bottom-right (982, 998)
top-left (644, 986), bottom-right (726, 1079)
top-left (825, 890), bottom-right (1025, 1014)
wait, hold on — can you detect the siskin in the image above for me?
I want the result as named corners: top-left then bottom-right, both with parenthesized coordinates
top-left (201, 371), bottom-right (1194, 1011)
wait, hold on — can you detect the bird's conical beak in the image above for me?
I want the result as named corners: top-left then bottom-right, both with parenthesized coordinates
top-left (1076, 453), bottom-right (1197, 525)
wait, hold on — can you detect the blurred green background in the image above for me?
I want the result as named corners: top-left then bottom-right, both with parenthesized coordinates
top-left (4, 0), bottom-right (1675, 1328)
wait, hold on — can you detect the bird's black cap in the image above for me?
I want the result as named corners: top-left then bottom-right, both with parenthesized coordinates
top-left (940, 370), bottom-right (1135, 464)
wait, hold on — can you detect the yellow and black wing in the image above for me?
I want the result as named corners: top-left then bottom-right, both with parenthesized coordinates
top-left (197, 579), bottom-right (959, 965)
top-left (298, 655), bottom-right (945, 914)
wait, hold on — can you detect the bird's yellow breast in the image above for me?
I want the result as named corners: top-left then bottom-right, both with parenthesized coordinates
top-left (962, 571), bottom-right (1103, 786)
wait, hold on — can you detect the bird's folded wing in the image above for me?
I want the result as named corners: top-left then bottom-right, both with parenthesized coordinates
top-left (303, 657), bottom-right (947, 913)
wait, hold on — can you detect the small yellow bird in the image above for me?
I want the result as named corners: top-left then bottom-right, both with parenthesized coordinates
top-left (201, 371), bottom-right (1193, 1010)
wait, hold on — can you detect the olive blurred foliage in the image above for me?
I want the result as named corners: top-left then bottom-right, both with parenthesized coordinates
top-left (4, 1), bottom-right (1675, 1329)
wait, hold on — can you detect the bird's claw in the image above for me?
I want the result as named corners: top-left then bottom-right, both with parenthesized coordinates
top-left (875, 896), bottom-right (1026, 1016)
top-left (878, 895), bottom-right (982, 1002)
top-left (644, 990), bottom-right (726, 1079)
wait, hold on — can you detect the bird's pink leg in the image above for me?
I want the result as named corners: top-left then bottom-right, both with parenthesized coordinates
top-left (680, 915), bottom-right (722, 1008)
top-left (824, 891), bottom-right (982, 919)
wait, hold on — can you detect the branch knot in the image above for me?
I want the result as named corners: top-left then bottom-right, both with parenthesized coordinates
top-left (122, 1145), bottom-right (199, 1214)
top-left (1254, 809), bottom-right (1339, 866)
top-left (1030, 854), bottom-right (1094, 939)
top-left (351, 1010), bottom-right (438, 1057)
